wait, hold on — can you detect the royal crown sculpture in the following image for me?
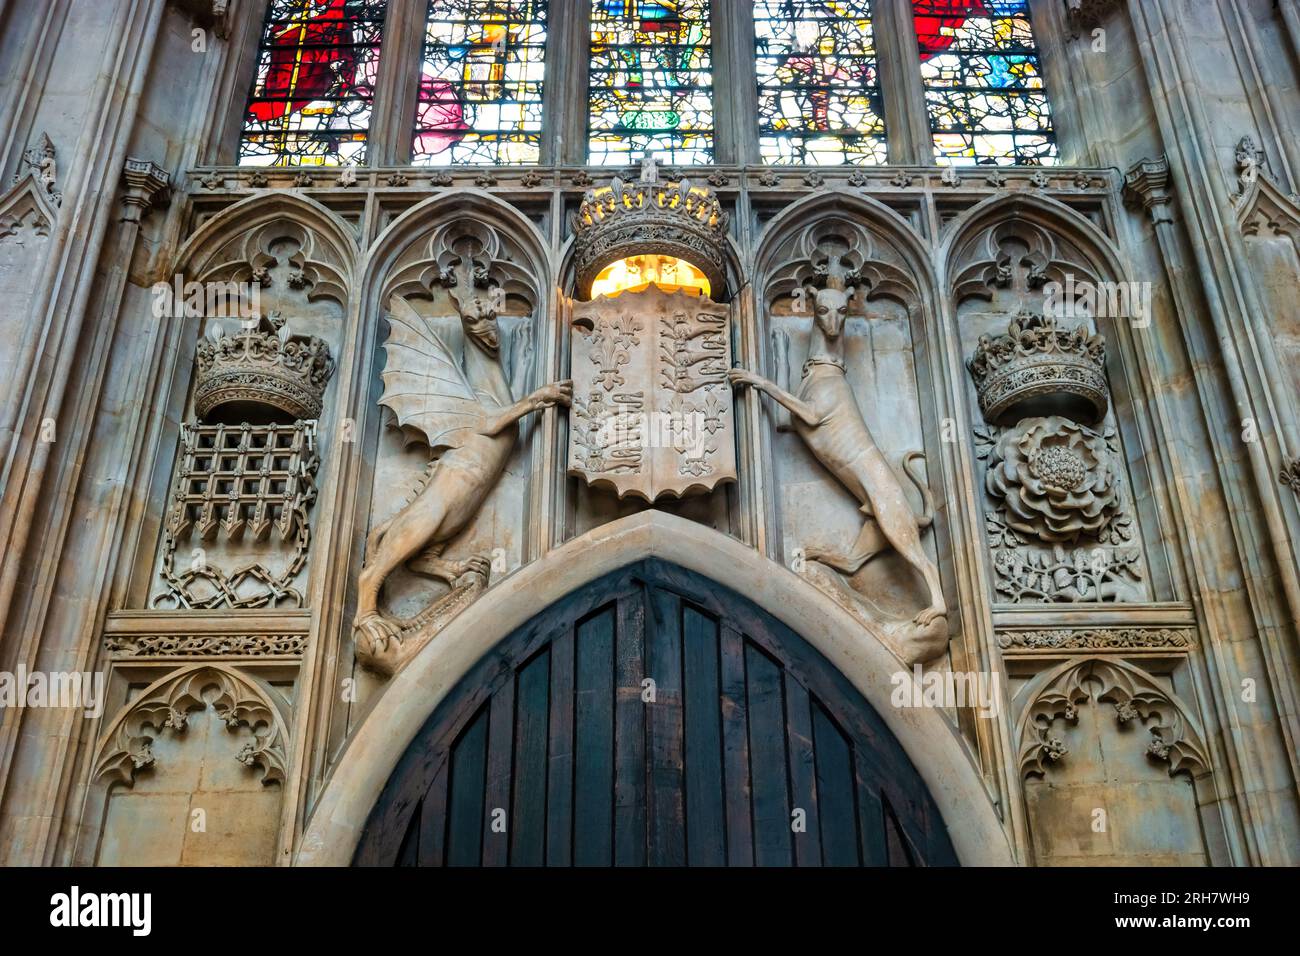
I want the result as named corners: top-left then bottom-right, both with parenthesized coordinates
top-left (967, 308), bottom-right (1109, 425)
top-left (569, 168), bottom-right (729, 298)
top-left (193, 311), bottom-right (334, 422)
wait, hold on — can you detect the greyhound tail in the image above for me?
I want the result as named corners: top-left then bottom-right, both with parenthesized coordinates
top-left (902, 450), bottom-right (935, 529)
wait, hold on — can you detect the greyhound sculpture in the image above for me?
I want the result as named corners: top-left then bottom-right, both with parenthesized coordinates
top-left (728, 271), bottom-right (948, 657)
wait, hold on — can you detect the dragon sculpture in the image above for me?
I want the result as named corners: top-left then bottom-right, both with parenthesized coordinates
top-left (354, 230), bottom-right (570, 673)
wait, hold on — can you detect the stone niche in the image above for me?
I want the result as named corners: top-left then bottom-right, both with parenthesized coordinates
top-left (90, 666), bottom-right (290, 866)
top-left (147, 214), bottom-right (344, 612)
top-left (1014, 658), bottom-right (1212, 866)
top-left (953, 217), bottom-right (1152, 605)
top-left (760, 213), bottom-right (937, 624)
top-left (365, 216), bottom-right (541, 622)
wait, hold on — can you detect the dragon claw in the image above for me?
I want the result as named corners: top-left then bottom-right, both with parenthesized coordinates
top-left (354, 611), bottom-right (402, 656)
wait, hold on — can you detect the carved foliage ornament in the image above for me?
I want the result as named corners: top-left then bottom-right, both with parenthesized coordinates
top-left (107, 632), bottom-right (308, 658)
top-left (997, 627), bottom-right (1194, 650)
top-left (92, 665), bottom-right (288, 788)
top-left (1018, 658), bottom-right (1210, 780)
top-left (568, 284), bottom-right (737, 500)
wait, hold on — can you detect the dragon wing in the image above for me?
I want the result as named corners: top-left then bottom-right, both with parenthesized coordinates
top-left (379, 296), bottom-right (487, 453)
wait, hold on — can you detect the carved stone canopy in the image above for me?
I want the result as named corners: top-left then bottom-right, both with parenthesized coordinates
top-left (569, 175), bottom-right (729, 299)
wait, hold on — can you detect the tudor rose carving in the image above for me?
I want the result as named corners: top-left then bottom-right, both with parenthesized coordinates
top-left (729, 255), bottom-right (948, 664)
top-left (353, 234), bottom-right (570, 675)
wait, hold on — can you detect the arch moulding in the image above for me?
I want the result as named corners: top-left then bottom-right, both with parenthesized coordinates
top-left (295, 510), bottom-right (1015, 866)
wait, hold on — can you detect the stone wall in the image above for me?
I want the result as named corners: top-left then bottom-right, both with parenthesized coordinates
top-left (0, 0), bottom-right (1296, 866)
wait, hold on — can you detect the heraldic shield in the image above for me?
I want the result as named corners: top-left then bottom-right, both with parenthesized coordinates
top-left (568, 283), bottom-right (737, 501)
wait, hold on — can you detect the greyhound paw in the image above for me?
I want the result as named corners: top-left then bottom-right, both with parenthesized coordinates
top-left (452, 555), bottom-right (492, 582)
top-left (912, 607), bottom-right (947, 629)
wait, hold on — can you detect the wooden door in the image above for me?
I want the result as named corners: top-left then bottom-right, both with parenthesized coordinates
top-left (354, 560), bottom-right (957, 866)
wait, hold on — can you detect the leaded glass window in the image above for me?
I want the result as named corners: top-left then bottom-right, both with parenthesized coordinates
top-left (754, 0), bottom-right (887, 165)
top-left (240, 0), bottom-right (388, 166)
top-left (413, 0), bottom-right (548, 164)
top-left (587, 0), bottom-right (714, 165)
top-left (913, 0), bottom-right (1057, 165)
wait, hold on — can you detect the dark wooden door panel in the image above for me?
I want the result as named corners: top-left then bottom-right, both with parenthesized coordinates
top-left (355, 560), bottom-right (958, 867)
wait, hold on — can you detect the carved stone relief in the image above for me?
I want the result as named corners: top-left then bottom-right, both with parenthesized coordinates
top-left (742, 217), bottom-right (948, 665)
top-left (92, 665), bottom-right (289, 788)
top-left (107, 631), bottom-right (307, 657)
top-left (974, 416), bottom-right (1143, 603)
top-left (1015, 657), bottom-right (1212, 865)
top-left (997, 626), bottom-right (1194, 651)
top-left (153, 420), bottom-right (320, 609)
top-left (569, 173), bottom-right (729, 297)
top-left (568, 284), bottom-right (736, 500)
top-left (90, 664), bottom-right (290, 866)
top-left (957, 221), bottom-right (1148, 604)
top-left (148, 213), bottom-right (346, 621)
top-left (1017, 657), bottom-right (1209, 780)
top-left (354, 219), bottom-right (569, 676)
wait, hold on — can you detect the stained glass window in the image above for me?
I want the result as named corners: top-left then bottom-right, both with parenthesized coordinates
top-left (240, 0), bottom-right (388, 166)
top-left (413, 1), bottom-right (548, 164)
top-left (754, 1), bottom-right (887, 165)
top-left (913, 0), bottom-right (1057, 165)
top-left (587, 1), bottom-right (714, 165)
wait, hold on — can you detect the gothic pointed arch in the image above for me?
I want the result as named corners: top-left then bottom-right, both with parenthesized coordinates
top-left (939, 192), bottom-right (1127, 301)
top-left (91, 664), bottom-right (291, 788)
top-left (172, 192), bottom-right (358, 303)
top-left (296, 510), bottom-right (1013, 866)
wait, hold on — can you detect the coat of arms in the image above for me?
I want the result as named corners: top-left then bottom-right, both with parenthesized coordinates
top-left (568, 284), bottom-right (737, 501)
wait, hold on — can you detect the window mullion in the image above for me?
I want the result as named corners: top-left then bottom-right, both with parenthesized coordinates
top-left (877, 0), bottom-right (934, 165)
top-left (547, 0), bottom-right (590, 166)
top-left (717, 0), bottom-right (758, 166)
top-left (370, 0), bottom-right (427, 166)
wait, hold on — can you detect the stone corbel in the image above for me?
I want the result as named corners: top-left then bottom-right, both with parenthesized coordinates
top-left (170, 0), bottom-right (231, 40)
top-left (1064, 0), bottom-right (1124, 35)
top-left (120, 158), bottom-right (171, 224)
top-left (1122, 155), bottom-right (1174, 225)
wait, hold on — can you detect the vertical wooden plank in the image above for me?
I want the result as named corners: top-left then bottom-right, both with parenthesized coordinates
top-left (395, 800), bottom-right (421, 867)
top-left (481, 677), bottom-right (516, 866)
top-left (445, 706), bottom-right (490, 866)
top-left (511, 648), bottom-right (551, 866)
top-left (545, 629), bottom-right (575, 867)
top-left (884, 799), bottom-right (916, 867)
top-left (646, 586), bottom-right (686, 866)
top-left (856, 778), bottom-right (887, 866)
top-left (416, 763), bottom-right (450, 866)
top-left (682, 604), bottom-right (726, 866)
top-left (745, 642), bottom-right (793, 867)
top-left (811, 702), bottom-right (860, 867)
top-left (719, 625), bottom-right (753, 866)
top-left (784, 679), bottom-right (822, 867)
top-left (573, 605), bottom-right (616, 866)
top-left (614, 592), bottom-right (648, 865)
